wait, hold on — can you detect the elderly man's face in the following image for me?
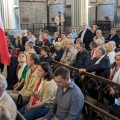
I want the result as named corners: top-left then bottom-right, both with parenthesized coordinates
top-left (82, 24), bottom-right (87, 30)
top-left (76, 43), bottom-right (83, 52)
top-left (96, 30), bottom-right (101, 37)
top-left (95, 48), bottom-right (102, 58)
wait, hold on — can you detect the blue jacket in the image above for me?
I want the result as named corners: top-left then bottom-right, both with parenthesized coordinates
top-left (39, 54), bottom-right (51, 65)
top-left (73, 50), bottom-right (90, 69)
top-left (86, 55), bottom-right (110, 77)
top-left (54, 48), bottom-right (64, 62)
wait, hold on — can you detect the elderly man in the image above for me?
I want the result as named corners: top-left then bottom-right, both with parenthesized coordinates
top-left (60, 40), bottom-right (77, 65)
top-left (52, 42), bottom-right (64, 62)
top-left (0, 75), bottom-right (17, 120)
top-left (79, 46), bottom-right (110, 77)
top-left (76, 23), bottom-right (94, 50)
top-left (72, 41), bottom-right (90, 69)
top-left (79, 46), bottom-right (110, 99)
top-left (44, 67), bottom-right (84, 120)
top-left (94, 30), bottom-right (105, 44)
top-left (106, 28), bottom-right (119, 48)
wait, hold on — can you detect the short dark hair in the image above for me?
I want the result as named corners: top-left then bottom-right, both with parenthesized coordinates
top-left (29, 30), bottom-right (34, 34)
top-left (18, 51), bottom-right (27, 58)
top-left (29, 53), bottom-right (39, 64)
top-left (58, 11), bottom-right (61, 14)
top-left (41, 46), bottom-right (50, 54)
top-left (54, 67), bottom-right (70, 79)
top-left (39, 62), bottom-right (53, 81)
top-left (89, 41), bottom-right (98, 48)
top-left (77, 42), bottom-right (85, 48)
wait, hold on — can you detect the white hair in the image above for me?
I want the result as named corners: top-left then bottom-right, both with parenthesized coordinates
top-left (54, 42), bottom-right (61, 47)
top-left (108, 41), bottom-right (116, 47)
top-left (0, 75), bottom-right (7, 91)
top-left (96, 39), bottom-right (103, 44)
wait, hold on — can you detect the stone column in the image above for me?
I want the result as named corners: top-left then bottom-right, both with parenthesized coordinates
top-left (71, 0), bottom-right (89, 32)
top-left (0, 0), bottom-right (20, 35)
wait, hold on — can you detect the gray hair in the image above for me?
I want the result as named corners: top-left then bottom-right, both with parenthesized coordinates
top-left (67, 34), bottom-right (72, 39)
top-left (97, 46), bottom-right (106, 55)
top-left (54, 32), bottom-right (59, 36)
top-left (76, 38), bottom-right (82, 43)
top-left (54, 42), bottom-right (61, 47)
top-left (93, 25), bottom-right (98, 29)
top-left (96, 39), bottom-right (104, 44)
top-left (111, 28), bottom-right (116, 31)
top-left (96, 30), bottom-right (102, 34)
top-left (0, 75), bottom-right (7, 91)
top-left (115, 52), bottom-right (120, 59)
top-left (25, 41), bottom-right (34, 48)
top-left (108, 41), bottom-right (116, 47)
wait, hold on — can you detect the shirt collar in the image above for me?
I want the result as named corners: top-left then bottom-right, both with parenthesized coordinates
top-left (68, 80), bottom-right (75, 88)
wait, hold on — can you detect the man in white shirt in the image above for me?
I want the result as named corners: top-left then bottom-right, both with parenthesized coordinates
top-left (55, 12), bottom-right (65, 35)
top-left (0, 74), bottom-right (17, 120)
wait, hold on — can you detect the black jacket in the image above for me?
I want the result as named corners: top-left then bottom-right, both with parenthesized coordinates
top-left (76, 29), bottom-right (94, 50)
top-left (39, 54), bottom-right (51, 65)
top-left (106, 34), bottom-right (119, 48)
top-left (86, 55), bottom-right (110, 77)
top-left (72, 50), bottom-right (91, 69)
top-left (7, 56), bottom-right (18, 86)
top-left (54, 48), bottom-right (64, 62)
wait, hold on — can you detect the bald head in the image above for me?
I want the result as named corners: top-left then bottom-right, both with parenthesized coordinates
top-left (0, 75), bottom-right (7, 91)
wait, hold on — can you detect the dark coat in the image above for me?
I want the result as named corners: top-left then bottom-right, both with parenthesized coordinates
top-left (86, 55), bottom-right (110, 77)
top-left (22, 36), bottom-right (28, 46)
top-left (72, 50), bottom-right (91, 69)
top-left (7, 56), bottom-right (18, 86)
top-left (54, 48), bottom-right (64, 62)
top-left (76, 29), bottom-right (94, 50)
top-left (106, 34), bottom-right (119, 48)
top-left (114, 48), bottom-right (119, 53)
top-left (39, 54), bottom-right (51, 65)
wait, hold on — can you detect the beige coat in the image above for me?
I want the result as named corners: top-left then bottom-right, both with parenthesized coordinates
top-left (0, 91), bottom-right (17, 120)
top-left (19, 68), bottom-right (39, 97)
top-left (38, 79), bottom-right (57, 108)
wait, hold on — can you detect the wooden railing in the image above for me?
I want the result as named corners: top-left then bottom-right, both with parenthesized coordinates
top-left (51, 60), bottom-right (120, 120)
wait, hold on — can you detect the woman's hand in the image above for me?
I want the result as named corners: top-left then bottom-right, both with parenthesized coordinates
top-left (25, 106), bottom-right (32, 112)
top-left (14, 83), bottom-right (18, 90)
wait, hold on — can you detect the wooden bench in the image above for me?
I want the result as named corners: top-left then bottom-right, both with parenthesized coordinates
top-left (51, 60), bottom-right (120, 120)
top-left (16, 111), bottom-right (26, 120)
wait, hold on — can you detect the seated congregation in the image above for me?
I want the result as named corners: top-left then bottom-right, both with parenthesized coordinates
top-left (0, 23), bottom-right (120, 120)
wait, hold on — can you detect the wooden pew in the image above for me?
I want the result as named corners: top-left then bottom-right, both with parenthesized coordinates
top-left (16, 111), bottom-right (26, 120)
top-left (51, 60), bottom-right (120, 120)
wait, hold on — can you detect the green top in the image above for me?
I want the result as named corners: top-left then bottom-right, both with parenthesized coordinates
top-left (19, 66), bottom-right (30, 82)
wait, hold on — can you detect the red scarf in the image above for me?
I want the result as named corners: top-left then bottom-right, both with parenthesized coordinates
top-left (43, 38), bottom-right (48, 45)
top-left (32, 79), bottom-right (42, 105)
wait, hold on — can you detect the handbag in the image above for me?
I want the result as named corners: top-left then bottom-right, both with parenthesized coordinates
top-left (17, 94), bottom-right (23, 110)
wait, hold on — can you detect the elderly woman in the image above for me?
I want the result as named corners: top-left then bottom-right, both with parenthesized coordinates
top-left (60, 40), bottom-right (76, 65)
top-left (70, 27), bottom-right (78, 39)
top-left (96, 39), bottom-right (104, 46)
top-left (24, 41), bottom-right (36, 56)
top-left (19, 62), bottom-right (57, 120)
top-left (52, 32), bottom-right (59, 44)
top-left (92, 25), bottom-right (98, 37)
top-left (94, 30), bottom-right (105, 44)
top-left (52, 42), bottom-right (64, 62)
top-left (105, 43), bottom-right (115, 64)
